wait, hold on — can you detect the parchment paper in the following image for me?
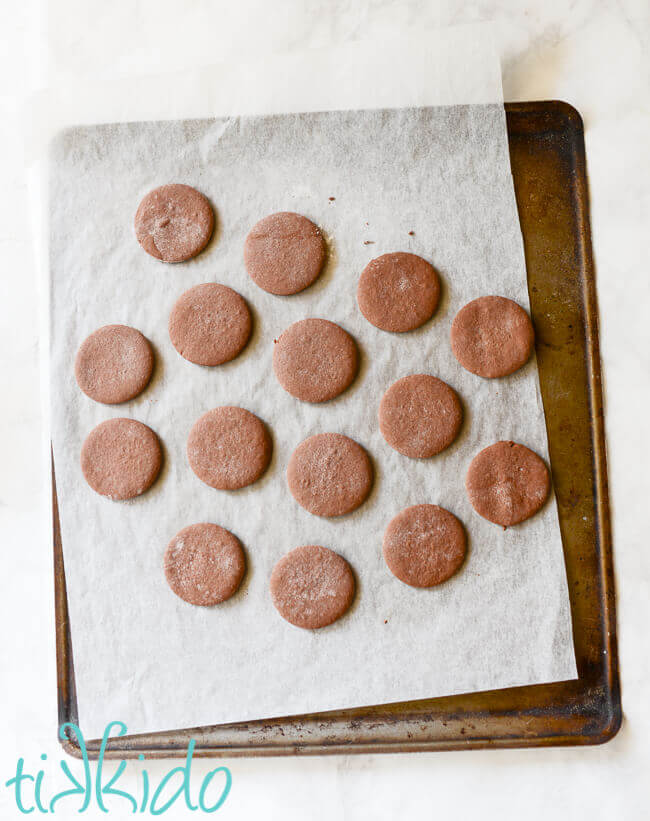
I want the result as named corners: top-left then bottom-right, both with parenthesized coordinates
top-left (48, 29), bottom-right (577, 740)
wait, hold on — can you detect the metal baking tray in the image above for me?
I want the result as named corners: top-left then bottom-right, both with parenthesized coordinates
top-left (54, 100), bottom-right (620, 757)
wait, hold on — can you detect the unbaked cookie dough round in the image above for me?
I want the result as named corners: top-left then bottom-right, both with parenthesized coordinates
top-left (81, 418), bottom-right (162, 500)
top-left (164, 523), bottom-right (246, 606)
top-left (287, 433), bottom-right (373, 517)
top-left (451, 295), bottom-right (534, 378)
top-left (379, 375), bottom-right (462, 458)
top-left (244, 211), bottom-right (326, 295)
top-left (270, 545), bottom-right (355, 629)
top-left (75, 324), bottom-right (154, 404)
top-left (187, 406), bottom-right (271, 490)
top-left (169, 283), bottom-right (251, 366)
top-left (466, 441), bottom-right (550, 526)
top-left (357, 252), bottom-right (440, 332)
top-left (272, 318), bottom-right (358, 403)
top-left (383, 504), bottom-right (467, 587)
top-left (134, 183), bottom-right (214, 263)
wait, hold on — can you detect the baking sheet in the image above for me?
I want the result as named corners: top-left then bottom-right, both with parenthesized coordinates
top-left (50, 101), bottom-right (577, 738)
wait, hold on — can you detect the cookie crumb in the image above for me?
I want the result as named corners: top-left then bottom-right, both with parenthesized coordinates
top-left (408, 230), bottom-right (415, 236)
top-left (328, 197), bottom-right (336, 201)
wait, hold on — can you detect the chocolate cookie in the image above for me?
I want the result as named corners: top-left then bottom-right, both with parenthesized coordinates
top-left (270, 545), bottom-right (355, 629)
top-left (287, 433), bottom-right (373, 517)
top-left (169, 283), bottom-right (251, 366)
top-left (383, 504), bottom-right (467, 587)
top-left (244, 211), bottom-right (326, 295)
top-left (451, 296), bottom-right (534, 378)
top-left (187, 406), bottom-right (271, 490)
top-left (164, 523), bottom-right (245, 606)
top-left (134, 183), bottom-right (214, 263)
top-left (273, 318), bottom-right (358, 403)
top-left (75, 324), bottom-right (153, 404)
top-left (379, 375), bottom-right (462, 458)
top-left (357, 252), bottom-right (440, 332)
top-left (466, 441), bottom-right (551, 526)
top-left (81, 418), bottom-right (162, 500)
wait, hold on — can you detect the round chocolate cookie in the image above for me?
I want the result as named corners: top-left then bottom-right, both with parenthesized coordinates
top-left (270, 545), bottom-right (355, 629)
top-left (383, 504), bottom-right (467, 587)
top-left (134, 183), bottom-right (214, 263)
top-left (357, 252), bottom-right (440, 332)
top-left (273, 318), bottom-right (358, 403)
top-left (379, 375), bottom-right (462, 458)
top-left (466, 441), bottom-right (551, 526)
top-left (81, 418), bottom-right (162, 500)
top-left (164, 523), bottom-right (245, 606)
top-left (451, 296), bottom-right (534, 378)
top-left (75, 324), bottom-right (153, 404)
top-left (187, 406), bottom-right (271, 490)
top-left (287, 433), bottom-right (373, 517)
top-left (169, 283), bottom-right (251, 366)
top-left (244, 211), bottom-right (326, 295)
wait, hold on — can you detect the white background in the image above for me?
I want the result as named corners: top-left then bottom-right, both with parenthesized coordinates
top-left (1, 1), bottom-right (648, 819)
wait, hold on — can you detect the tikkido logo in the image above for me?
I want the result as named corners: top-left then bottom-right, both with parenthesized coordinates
top-left (5, 722), bottom-right (232, 815)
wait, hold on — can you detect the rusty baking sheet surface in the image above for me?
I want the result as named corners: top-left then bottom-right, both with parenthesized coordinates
top-left (54, 101), bottom-right (620, 757)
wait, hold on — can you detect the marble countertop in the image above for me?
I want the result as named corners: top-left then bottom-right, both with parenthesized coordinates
top-left (1, 2), bottom-right (648, 819)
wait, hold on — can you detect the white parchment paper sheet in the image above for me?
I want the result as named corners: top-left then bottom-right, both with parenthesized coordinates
top-left (50, 105), bottom-right (577, 739)
top-left (46, 26), bottom-right (576, 738)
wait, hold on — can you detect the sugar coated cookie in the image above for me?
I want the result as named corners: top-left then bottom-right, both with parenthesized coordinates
top-left (270, 545), bottom-right (355, 629)
top-left (383, 504), bottom-right (466, 587)
top-left (164, 523), bottom-right (245, 606)
top-left (81, 418), bottom-right (162, 500)
top-left (287, 433), bottom-right (373, 517)
top-left (75, 324), bottom-right (153, 404)
top-left (451, 296), bottom-right (534, 378)
top-left (134, 183), bottom-right (214, 262)
top-left (187, 406), bottom-right (271, 490)
top-left (357, 252), bottom-right (440, 332)
top-left (244, 211), bottom-right (326, 295)
top-left (169, 283), bottom-right (251, 366)
top-left (379, 374), bottom-right (462, 458)
top-left (466, 440), bottom-right (550, 526)
top-left (273, 318), bottom-right (357, 402)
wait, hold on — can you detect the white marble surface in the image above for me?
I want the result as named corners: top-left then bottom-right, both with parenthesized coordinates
top-left (1, 1), bottom-right (649, 819)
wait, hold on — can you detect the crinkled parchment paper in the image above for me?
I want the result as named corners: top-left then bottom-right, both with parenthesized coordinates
top-left (47, 26), bottom-right (577, 738)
